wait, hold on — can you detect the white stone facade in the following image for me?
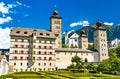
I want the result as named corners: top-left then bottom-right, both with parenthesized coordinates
top-left (9, 10), bottom-right (109, 72)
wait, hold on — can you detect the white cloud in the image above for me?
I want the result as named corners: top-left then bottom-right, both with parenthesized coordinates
top-left (0, 16), bottom-right (12, 24)
top-left (0, 27), bottom-right (11, 49)
top-left (103, 22), bottom-right (113, 26)
top-left (70, 20), bottom-right (89, 27)
top-left (0, 2), bottom-right (9, 14)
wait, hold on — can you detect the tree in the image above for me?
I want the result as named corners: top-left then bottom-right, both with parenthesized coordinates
top-left (70, 44), bottom-right (75, 48)
top-left (116, 45), bottom-right (120, 57)
top-left (71, 55), bottom-right (83, 66)
top-left (108, 48), bottom-right (116, 57)
top-left (62, 44), bottom-right (67, 48)
top-left (97, 59), bottom-right (111, 71)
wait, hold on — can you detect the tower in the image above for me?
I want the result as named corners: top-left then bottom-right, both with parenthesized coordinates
top-left (79, 30), bottom-right (88, 49)
top-left (50, 10), bottom-right (62, 48)
top-left (94, 21), bottom-right (109, 62)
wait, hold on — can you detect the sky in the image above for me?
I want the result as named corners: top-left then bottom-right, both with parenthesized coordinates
top-left (0, 0), bottom-right (120, 49)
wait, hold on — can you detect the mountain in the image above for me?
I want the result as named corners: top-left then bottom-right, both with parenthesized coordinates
top-left (62, 24), bottom-right (120, 43)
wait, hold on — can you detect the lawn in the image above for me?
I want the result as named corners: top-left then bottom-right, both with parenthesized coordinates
top-left (0, 71), bottom-right (120, 79)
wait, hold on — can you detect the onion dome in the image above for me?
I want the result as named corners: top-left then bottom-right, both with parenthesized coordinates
top-left (53, 10), bottom-right (58, 15)
top-left (96, 21), bottom-right (102, 27)
top-left (81, 30), bottom-right (85, 34)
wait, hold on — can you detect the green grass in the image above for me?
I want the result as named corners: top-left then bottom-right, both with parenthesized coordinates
top-left (0, 71), bottom-right (120, 79)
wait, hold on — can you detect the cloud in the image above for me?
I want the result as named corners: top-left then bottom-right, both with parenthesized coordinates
top-left (0, 16), bottom-right (12, 24)
top-left (0, 27), bottom-right (11, 49)
top-left (103, 22), bottom-right (113, 26)
top-left (70, 20), bottom-right (89, 27)
top-left (0, 2), bottom-right (9, 14)
top-left (63, 30), bottom-right (75, 34)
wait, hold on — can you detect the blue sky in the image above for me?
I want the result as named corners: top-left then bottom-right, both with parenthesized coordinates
top-left (0, 0), bottom-right (120, 48)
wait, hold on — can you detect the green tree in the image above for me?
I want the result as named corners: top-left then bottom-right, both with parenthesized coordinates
top-left (70, 44), bottom-right (75, 48)
top-left (86, 63), bottom-right (97, 71)
top-left (62, 44), bottom-right (67, 48)
top-left (97, 59), bottom-right (111, 71)
top-left (108, 48), bottom-right (116, 57)
top-left (71, 55), bottom-right (83, 66)
top-left (116, 45), bottom-right (120, 57)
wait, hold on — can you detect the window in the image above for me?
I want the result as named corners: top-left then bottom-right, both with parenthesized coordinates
top-left (85, 58), bottom-right (88, 62)
top-left (50, 63), bottom-right (52, 66)
top-left (15, 50), bottom-right (17, 54)
top-left (14, 56), bottom-right (17, 60)
top-left (38, 57), bottom-right (41, 60)
top-left (15, 45), bottom-right (18, 48)
top-left (20, 62), bottom-right (22, 66)
top-left (21, 51), bottom-right (24, 54)
top-left (27, 63), bottom-right (28, 66)
top-left (24, 32), bottom-right (27, 34)
top-left (49, 57), bottom-right (52, 60)
top-left (27, 57), bottom-right (29, 60)
top-left (50, 52), bottom-right (52, 54)
top-left (44, 57), bottom-right (46, 60)
top-left (34, 51), bottom-right (36, 54)
top-left (38, 51), bottom-right (41, 54)
top-left (33, 57), bottom-right (35, 60)
top-left (50, 46), bottom-right (52, 49)
top-left (21, 45), bottom-right (24, 48)
top-left (14, 62), bottom-right (16, 66)
top-left (40, 33), bottom-right (43, 35)
top-left (44, 46), bottom-right (47, 49)
top-left (20, 56), bottom-right (23, 60)
top-left (44, 63), bottom-right (46, 66)
top-left (16, 31), bottom-right (20, 34)
top-left (38, 46), bottom-right (41, 49)
top-left (44, 52), bottom-right (47, 54)
top-left (46, 33), bottom-right (50, 36)
top-left (33, 45), bottom-right (36, 48)
top-left (38, 63), bottom-right (40, 66)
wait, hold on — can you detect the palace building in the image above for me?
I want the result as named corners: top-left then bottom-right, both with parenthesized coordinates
top-left (9, 10), bottom-right (109, 72)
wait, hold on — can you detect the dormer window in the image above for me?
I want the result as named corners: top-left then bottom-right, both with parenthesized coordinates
top-left (16, 31), bottom-right (20, 34)
top-left (46, 33), bottom-right (50, 36)
top-left (24, 32), bottom-right (27, 34)
top-left (40, 33), bottom-right (43, 35)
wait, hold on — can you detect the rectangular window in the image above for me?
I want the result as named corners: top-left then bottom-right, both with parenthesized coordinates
top-left (38, 63), bottom-right (40, 66)
top-left (49, 57), bottom-right (52, 60)
top-left (14, 62), bottom-right (16, 66)
top-left (46, 33), bottom-right (50, 36)
top-left (24, 32), bottom-right (27, 34)
top-left (44, 57), bottom-right (46, 60)
top-left (20, 56), bottom-right (23, 60)
top-left (40, 33), bottom-right (43, 35)
top-left (16, 31), bottom-right (20, 34)
top-left (44, 46), bottom-right (47, 49)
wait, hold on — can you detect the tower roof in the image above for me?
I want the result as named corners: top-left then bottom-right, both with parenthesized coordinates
top-left (53, 10), bottom-right (58, 15)
top-left (96, 21), bottom-right (102, 27)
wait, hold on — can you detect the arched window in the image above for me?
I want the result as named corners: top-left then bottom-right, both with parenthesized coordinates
top-left (85, 58), bottom-right (88, 62)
